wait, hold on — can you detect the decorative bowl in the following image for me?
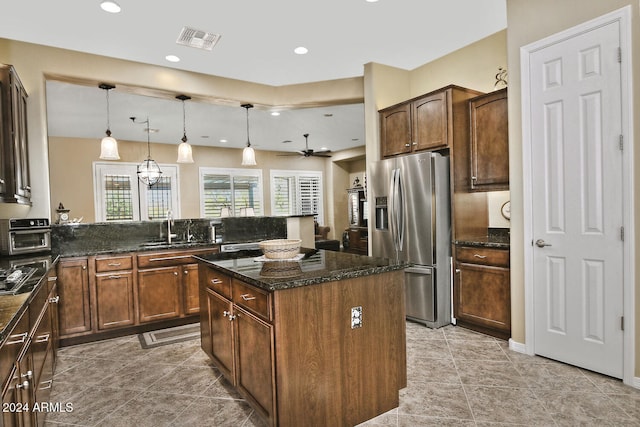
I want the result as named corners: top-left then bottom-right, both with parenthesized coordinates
top-left (259, 239), bottom-right (301, 259)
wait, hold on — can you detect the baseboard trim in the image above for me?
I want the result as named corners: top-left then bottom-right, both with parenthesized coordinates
top-left (508, 338), bottom-right (528, 354)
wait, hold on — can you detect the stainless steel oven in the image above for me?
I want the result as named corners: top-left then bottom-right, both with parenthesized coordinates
top-left (0, 218), bottom-right (51, 255)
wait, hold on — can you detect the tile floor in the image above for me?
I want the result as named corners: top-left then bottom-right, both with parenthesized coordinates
top-left (44, 322), bottom-right (640, 426)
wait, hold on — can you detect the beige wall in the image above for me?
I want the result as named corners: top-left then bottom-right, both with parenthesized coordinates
top-left (49, 136), bottom-right (339, 223)
top-left (506, 0), bottom-right (640, 376)
top-left (0, 38), bottom-right (364, 222)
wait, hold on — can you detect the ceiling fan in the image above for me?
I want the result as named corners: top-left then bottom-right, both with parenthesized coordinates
top-left (279, 133), bottom-right (332, 158)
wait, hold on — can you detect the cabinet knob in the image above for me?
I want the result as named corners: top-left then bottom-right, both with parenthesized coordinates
top-left (0, 178), bottom-right (4, 184)
top-left (184, 270), bottom-right (189, 275)
top-left (21, 370), bottom-right (33, 380)
top-left (455, 269), bottom-right (461, 274)
top-left (82, 265), bottom-right (87, 270)
top-left (412, 142), bottom-right (417, 145)
top-left (48, 295), bottom-right (60, 304)
top-left (405, 143), bottom-right (411, 147)
top-left (16, 380), bottom-right (29, 390)
top-left (174, 271), bottom-right (178, 276)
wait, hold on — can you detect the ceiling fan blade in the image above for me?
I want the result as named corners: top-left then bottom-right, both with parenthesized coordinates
top-left (276, 153), bottom-right (302, 156)
top-left (311, 153), bottom-right (332, 158)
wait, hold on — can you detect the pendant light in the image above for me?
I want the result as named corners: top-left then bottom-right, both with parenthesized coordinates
top-left (176, 94), bottom-right (194, 163)
top-left (98, 83), bottom-right (120, 160)
top-left (132, 117), bottom-right (162, 186)
top-left (241, 103), bottom-right (257, 166)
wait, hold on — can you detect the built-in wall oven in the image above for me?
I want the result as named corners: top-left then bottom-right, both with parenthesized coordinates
top-left (0, 218), bottom-right (51, 255)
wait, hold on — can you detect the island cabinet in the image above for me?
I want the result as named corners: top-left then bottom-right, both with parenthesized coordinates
top-left (453, 245), bottom-right (510, 339)
top-left (200, 262), bottom-right (406, 427)
top-left (379, 85), bottom-right (483, 158)
top-left (468, 88), bottom-right (509, 191)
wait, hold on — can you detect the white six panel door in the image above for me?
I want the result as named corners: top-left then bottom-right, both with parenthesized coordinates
top-left (529, 20), bottom-right (624, 378)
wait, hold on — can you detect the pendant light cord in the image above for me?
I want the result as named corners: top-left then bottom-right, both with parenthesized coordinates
top-left (245, 106), bottom-right (251, 147)
top-left (105, 88), bottom-right (111, 132)
top-left (182, 99), bottom-right (188, 142)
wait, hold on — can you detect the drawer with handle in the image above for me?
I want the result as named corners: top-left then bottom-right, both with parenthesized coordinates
top-left (455, 246), bottom-right (509, 268)
top-left (203, 267), bottom-right (232, 299)
top-left (233, 279), bottom-right (271, 321)
top-left (95, 255), bottom-right (133, 272)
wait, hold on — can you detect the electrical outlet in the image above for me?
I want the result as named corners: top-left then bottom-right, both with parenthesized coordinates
top-left (351, 306), bottom-right (363, 329)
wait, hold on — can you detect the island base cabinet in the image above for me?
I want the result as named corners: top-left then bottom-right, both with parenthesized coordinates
top-left (273, 271), bottom-right (406, 427)
top-left (235, 306), bottom-right (275, 424)
top-left (201, 264), bottom-right (406, 427)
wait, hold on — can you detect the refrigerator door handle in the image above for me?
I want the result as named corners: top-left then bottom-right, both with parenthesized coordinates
top-left (396, 166), bottom-right (404, 251)
top-left (388, 168), bottom-right (397, 251)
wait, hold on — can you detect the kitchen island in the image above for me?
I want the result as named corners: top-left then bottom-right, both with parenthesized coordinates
top-left (196, 249), bottom-right (407, 427)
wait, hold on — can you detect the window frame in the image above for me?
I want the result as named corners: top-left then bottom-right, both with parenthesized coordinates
top-left (198, 167), bottom-right (264, 218)
top-left (270, 169), bottom-right (324, 224)
top-left (93, 161), bottom-right (180, 222)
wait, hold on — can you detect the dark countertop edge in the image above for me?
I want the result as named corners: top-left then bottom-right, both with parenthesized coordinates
top-left (0, 254), bottom-right (60, 343)
top-left (454, 239), bottom-right (510, 249)
top-left (194, 253), bottom-right (407, 292)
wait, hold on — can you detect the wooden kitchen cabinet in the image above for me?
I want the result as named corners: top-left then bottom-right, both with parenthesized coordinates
top-left (469, 88), bottom-right (509, 191)
top-left (137, 266), bottom-right (182, 323)
top-left (454, 245), bottom-right (510, 339)
top-left (1, 264), bottom-right (60, 427)
top-left (380, 85), bottom-right (483, 158)
top-left (57, 257), bottom-right (92, 337)
top-left (200, 262), bottom-right (405, 427)
top-left (94, 254), bottom-right (135, 330)
top-left (202, 274), bottom-right (276, 424)
top-left (0, 63), bottom-right (31, 205)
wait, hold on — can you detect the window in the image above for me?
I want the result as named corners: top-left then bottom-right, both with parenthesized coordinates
top-left (199, 168), bottom-right (263, 218)
top-left (94, 162), bottom-right (179, 221)
top-left (270, 170), bottom-right (323, 224)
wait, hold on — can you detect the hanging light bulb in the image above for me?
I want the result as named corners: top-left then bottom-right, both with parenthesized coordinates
top-left (99, 83), bottom-right (120, 160)
top-left (176, 94), bottom-right (194, 163)
top-left (132, 117), bottom-right (162, 186)
top-left (241, 103), bottom-right (257, 166)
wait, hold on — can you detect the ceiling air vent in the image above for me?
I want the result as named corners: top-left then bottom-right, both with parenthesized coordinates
top-left (176, 27), bottom-right (221, 51)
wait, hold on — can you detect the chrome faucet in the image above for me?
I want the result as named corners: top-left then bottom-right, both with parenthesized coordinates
top-left (166, 209), bottom-right (177, 244)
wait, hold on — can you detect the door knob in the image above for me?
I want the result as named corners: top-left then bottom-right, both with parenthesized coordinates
top-left (535, 239), bottom-right (552, 248)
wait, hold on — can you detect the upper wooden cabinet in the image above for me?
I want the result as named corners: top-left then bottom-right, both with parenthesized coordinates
top-left (380, 85), bottom-right (483, 158)
top-left (0, 64), bottom-right (31, 204)
top-left (469, 88), bottom-right (509, 191)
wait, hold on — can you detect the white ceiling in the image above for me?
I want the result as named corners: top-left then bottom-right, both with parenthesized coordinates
top-left (1, 0), bottom-right (507, 153)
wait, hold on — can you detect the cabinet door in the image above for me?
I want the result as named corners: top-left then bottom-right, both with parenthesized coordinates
top-left (469, 88), bottom-right (509, 190)
top-left (412, 91), bottom-right (449, 151)
top-left (182, 263), bottom-right (200, 315)
top-left (1, 366), bottom-right (23, 427)
top-left (235, 306), bottom-right (275, 424)
top-left (95, 272), bottom-right (135, 329)
top-left (454, 262), bottom-right (510, 334)
top-left (10, 70), bottom-right (30, 201)
top-left (57, 258), bottom-right (92, 336)
top-left (137, 267), bottom-right (181, 323)
top-left (380, 103), bottom-right (412, 157)
top-left (206, 288), bottom-right (235, 381)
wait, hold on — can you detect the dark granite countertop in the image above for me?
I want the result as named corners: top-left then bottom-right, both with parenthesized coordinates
top-left (454, 227), bottom-right (510, 249)
top-left (195, 248), bottom-right (407, 292)
top-left (0, 253), bottom-right (59, 342)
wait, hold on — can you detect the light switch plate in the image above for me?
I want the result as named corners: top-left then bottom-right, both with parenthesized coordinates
top-left (351, 306), bottom-right (363, 329)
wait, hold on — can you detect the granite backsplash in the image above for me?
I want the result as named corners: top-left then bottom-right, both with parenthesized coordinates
top-left (51, 217), bottom-right (288, 255)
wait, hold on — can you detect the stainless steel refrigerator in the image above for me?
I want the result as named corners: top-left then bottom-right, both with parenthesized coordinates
top-left (370, 151), bottom-right (451, 328)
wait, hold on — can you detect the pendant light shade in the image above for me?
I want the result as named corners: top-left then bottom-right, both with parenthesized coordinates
top-left (241, 103), bottom-right (257, 166)
top-left (99, 83), bottom-right (120, 160)
top-left (132, 117), bottom-right (162, 186)
top-left (176, 94), bottom-right (194, 163)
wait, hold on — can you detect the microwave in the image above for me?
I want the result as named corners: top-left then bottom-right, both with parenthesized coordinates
top-left (0, 218), bottom-right (51, 255)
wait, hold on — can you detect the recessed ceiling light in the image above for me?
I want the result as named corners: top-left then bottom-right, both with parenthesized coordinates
top-left (220, 139), bottom-right (228, 143)
top-left (270, 111), bottom-right (280, 116)
top-left (294, 46), bottom-right (308, 55)
top-left (320, 147), bottom-right (329, 151)
top-left (100, 1), bottom-right (121, 13)
top-left (365, 0), bottom-right (379, 3)
top-left (165, 55), bottom-right (180, 63)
